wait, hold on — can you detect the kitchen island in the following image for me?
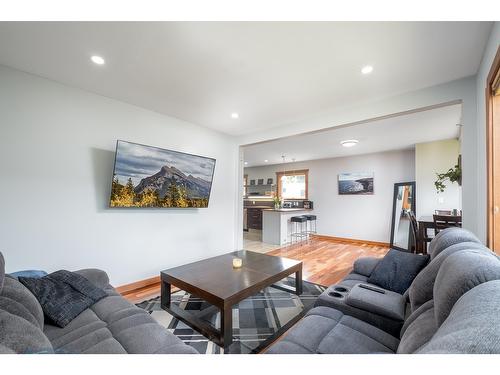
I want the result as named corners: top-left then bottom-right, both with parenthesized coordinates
top-left (262, 208), bottom-right (314, 245)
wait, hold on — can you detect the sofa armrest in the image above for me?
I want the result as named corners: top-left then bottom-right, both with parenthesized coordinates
top-left (352, 257), bottom-right (381, 277)
top-left (74, 269), bottom-right (110, 289)
top-left (346, 284), bottom-right (406, 321)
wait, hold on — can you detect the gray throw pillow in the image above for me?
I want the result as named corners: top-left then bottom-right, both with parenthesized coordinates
top-left (367, 249), bottom-right (429, 294)
top-left (19, 270), bottom-right (107, 327)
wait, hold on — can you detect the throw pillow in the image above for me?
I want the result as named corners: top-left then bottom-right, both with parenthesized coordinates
top-left (10, 270), bottom-right (48, 278)
top-left (19, 270), bottom-right (107, 327)
top-left (367, 249), bottom-right (429, 294)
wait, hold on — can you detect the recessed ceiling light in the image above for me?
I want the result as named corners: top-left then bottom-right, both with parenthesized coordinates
top-left (361, 65), bottom-right (373, 75)
top-left (341, 139), bottom-right (359, 148)
top-left (90, 55), bottom-right (105, 65)
top-left (244, 161), bottom-right (248, 165)
top-left (231, 113), bottom-right (239, 119)
top-left (264, 159), bottom-right (268, 163)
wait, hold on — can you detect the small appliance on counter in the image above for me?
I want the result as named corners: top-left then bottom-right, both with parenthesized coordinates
top-left (303, 200), bottom-right (313, 209)
top-left (282, 201), bottom-right (293, 208)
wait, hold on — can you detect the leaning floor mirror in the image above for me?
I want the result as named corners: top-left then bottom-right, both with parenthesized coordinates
top-left (390, 181), bottom-right (416, 252)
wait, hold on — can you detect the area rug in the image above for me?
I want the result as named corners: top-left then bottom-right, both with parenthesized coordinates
top-left (136, 277), bottom-right (326, 354)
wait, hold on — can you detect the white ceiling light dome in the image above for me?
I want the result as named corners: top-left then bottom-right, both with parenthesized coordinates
top-left (90, 55), bottom-right (105, 65)
top-left (340, 139), bottom-right (359, 148)
top-left (361, 65), bottom-right (373, 74)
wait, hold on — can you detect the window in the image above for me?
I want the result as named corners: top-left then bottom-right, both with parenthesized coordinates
top-left (276, 170), bottom-right (308, 200)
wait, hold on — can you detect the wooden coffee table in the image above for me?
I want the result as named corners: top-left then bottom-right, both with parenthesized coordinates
top-left (160, 250), bottom-right (302, 349)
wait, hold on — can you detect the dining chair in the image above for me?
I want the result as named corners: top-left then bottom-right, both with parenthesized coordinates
top-left (435, 209), bottom-right (453, 215)
top-left (408, 211), bottom-right (432, 254)
top-left (433, 214), bottom-right (462, 235)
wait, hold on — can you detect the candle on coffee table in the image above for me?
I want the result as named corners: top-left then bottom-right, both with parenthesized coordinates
top-left (233, 257), bottom-right (242, 268)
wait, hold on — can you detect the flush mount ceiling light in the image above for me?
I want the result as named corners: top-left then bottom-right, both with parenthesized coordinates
top-left (244, 161), bottom-right (248, 165)
top-left (340, 139), bottom-right (359, 148)
top-left (231, 113), bottom-right (239, 119)
top-left (90, 55), bottom-right (105, 65)
top-left (361, 65), bottom-right (373, 75)
top-left (264, 159), bottom-right (268, 163)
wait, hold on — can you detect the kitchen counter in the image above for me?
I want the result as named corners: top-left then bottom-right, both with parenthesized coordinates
top-left (263, 208), bottom-right (313, 212)
top-left (262, 208), bottom-right (314, 245)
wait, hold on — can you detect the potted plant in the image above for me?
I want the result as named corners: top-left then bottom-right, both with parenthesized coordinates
top-left (273, 196), bottom-right (282, 210)
top-left (434, 161), bottom-right (462, 193)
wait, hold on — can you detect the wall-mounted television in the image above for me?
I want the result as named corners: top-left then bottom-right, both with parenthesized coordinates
top-left (109, 140), bottom-right (216, 208)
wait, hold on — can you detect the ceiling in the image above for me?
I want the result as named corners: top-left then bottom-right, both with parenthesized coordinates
top-left (0, 22), bottom-right (492, 136)
top-left (242, 104), bottom-right (462, 167)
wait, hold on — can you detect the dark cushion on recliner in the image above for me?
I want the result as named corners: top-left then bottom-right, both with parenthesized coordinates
top-left (367, 249), bottom-right (429, 294)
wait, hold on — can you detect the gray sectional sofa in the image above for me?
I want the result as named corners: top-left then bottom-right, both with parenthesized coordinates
top-left (268, 228), bottom-right (500, 354)
top-left (0, 252), bottom-right (198, 354)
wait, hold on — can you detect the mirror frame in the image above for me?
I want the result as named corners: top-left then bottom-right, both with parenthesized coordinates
top-left (389, 181), bottom-right (416, 252)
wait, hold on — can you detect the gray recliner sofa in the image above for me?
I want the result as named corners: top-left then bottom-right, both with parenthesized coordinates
top-left (314, 228), bottom-right (484, 337)
top-left (268, 228), bottom-right (500, 353)
top-left (0, 252), bottom-right (198, 354)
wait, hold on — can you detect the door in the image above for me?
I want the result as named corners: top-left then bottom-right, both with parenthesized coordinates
top-left (487, 46), bottom-right (500, 253)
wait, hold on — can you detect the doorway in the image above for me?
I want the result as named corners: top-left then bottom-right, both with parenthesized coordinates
top-left (487, 46), bottom-right (500, 253)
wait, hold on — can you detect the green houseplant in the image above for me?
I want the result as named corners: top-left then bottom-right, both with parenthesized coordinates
top-left (273, 195), bottom-right (282, 209)
top-left (434, 161), bottom-right (462, 193)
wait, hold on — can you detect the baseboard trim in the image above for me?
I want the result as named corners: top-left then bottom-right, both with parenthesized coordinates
top-left (116, 276), bottom-right (160, 295)
top-left (310, 234), bottom-right (390, 247)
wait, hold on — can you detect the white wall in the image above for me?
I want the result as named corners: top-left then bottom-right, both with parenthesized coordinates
top-left (244, 149), bottom-right (415, 243)
top-left (415, 139), bottom-right (461, 217)
top-left (0, 65), bottom-right (239, 286)
top-left (476, 22), bottom-right (500, 243)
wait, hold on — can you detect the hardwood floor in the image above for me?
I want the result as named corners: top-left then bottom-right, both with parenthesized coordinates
top-left (267, 237), bottom-right (389, 287)
top-left (122, 237), bottom-right (388, 303)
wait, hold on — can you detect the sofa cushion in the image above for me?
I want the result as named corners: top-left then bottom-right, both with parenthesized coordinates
top-left (367, 249), bottom-right (429, 294)
top-left (74, 269), bottom-right (110, 290)
top-left (0, 277), bottom-right (44, 330)
top-left (433, 249), bottom-right (500, 326)
top-left (44, 294), bottom-right (198, 354)
top-left (267, 306), bottom-right (399, 354)
top-left (0, 309), bottom-right (53, 353)
top-left (418, 280), bottom-right (500, 353)
top-left (408, 241), bottom-right (487, 312)
top-left (427, 227), bottom-right (481, 260)
top-left (399, 299), bottom-right (434, 338)
top-left (352, 257), bottom-right (381, 277)
top-left (397, 301), bottom-right (436, 353)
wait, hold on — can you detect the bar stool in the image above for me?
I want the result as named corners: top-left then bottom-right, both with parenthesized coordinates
top-left (290, 216), bottom-right (308, 245)
top-left (303, 214), bottom-right (317, 240)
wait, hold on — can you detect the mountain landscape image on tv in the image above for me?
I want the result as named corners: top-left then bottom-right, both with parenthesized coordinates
top-left (109, 140), bottom-right (216, 208)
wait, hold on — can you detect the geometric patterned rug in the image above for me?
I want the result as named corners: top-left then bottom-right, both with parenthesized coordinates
top-left (136, 277), bottom-right (326, 354)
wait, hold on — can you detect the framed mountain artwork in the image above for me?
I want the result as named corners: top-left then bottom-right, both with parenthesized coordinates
top-left (109, 140), bottom-right (216, 208)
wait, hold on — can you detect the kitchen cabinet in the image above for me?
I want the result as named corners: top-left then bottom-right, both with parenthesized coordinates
top-left (247, 208), bottom-right (263, 230)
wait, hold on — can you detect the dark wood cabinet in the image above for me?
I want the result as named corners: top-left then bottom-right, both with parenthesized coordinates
top-left (247, 208), bottom-right (263, 230)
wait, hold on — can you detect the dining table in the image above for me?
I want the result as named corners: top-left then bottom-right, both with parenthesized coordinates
top-left (417, 215), bottom-right (462, 254)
